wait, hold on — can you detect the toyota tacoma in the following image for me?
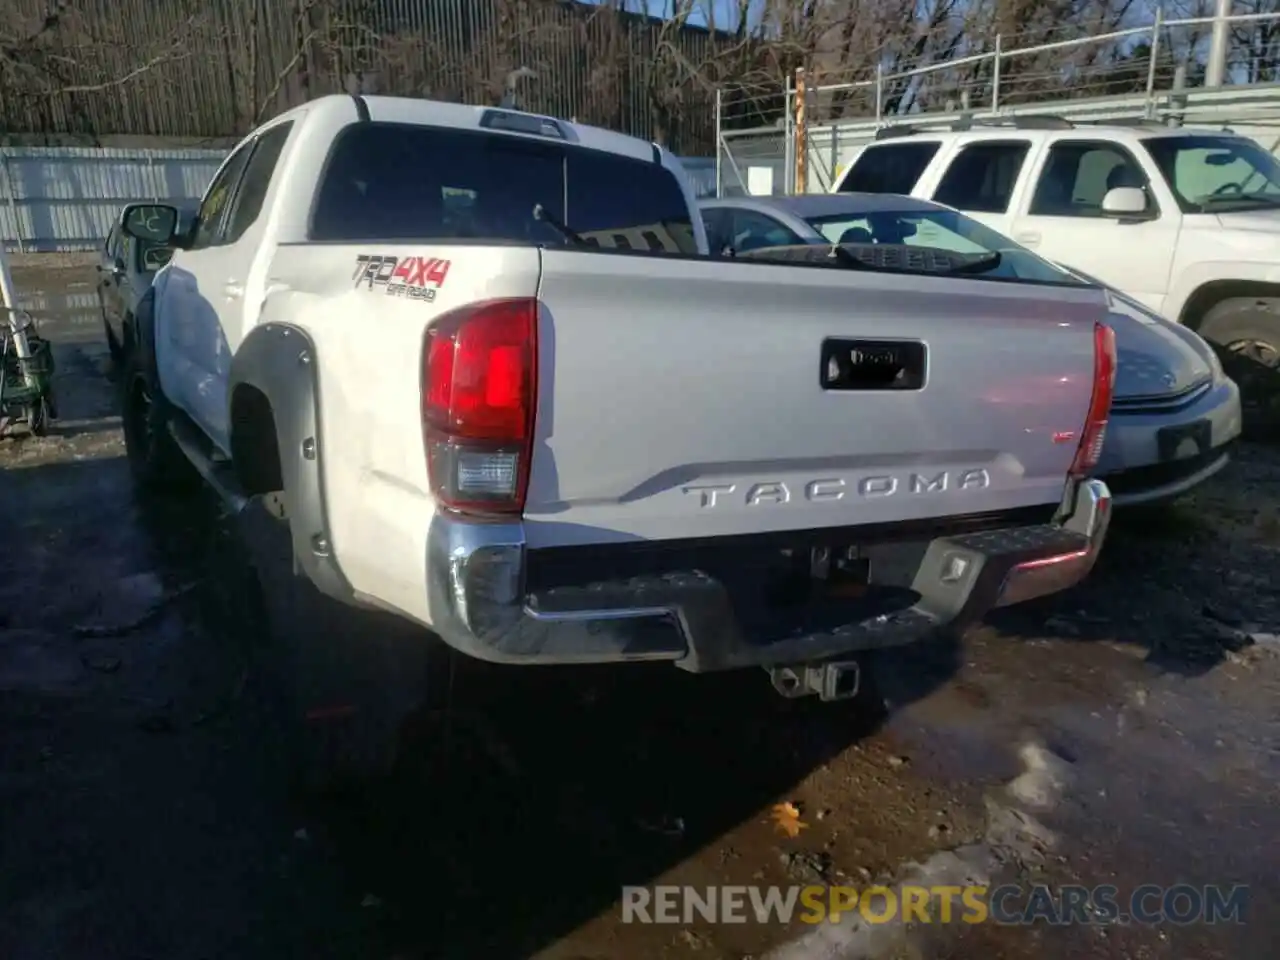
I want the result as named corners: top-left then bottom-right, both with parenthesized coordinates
top-left (116, 93), bottom-right (1116, 788)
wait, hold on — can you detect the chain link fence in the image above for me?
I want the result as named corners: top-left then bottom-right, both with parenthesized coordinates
top-left (713, 84), bottom-right (793, 196)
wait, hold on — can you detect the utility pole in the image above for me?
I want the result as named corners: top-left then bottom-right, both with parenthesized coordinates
top-left (1206, 0), bottom-right (1233, 88)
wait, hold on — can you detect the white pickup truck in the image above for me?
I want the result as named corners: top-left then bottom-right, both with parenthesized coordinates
top-left (117, 94), bottom-right (1115, 788)
top-left (832, 118), bottom-right (1280, 431)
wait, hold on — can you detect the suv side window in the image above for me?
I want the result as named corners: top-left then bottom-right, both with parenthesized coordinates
top-left (224, 122), bottom-right (294, 244)
top-left (932, 141), bottom-right (1031, 213)
top-left (1029, 141), bottom-right (1152, 217)
top-left (839, 142), bottom-right (940, 194)
top-left (105, 223), bottom-right (120, 261)
top-left (190, 141), bottom-right (255, 250)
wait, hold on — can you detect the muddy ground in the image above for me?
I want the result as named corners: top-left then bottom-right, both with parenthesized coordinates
top-left (0, 264), bottom-right (1277, 960)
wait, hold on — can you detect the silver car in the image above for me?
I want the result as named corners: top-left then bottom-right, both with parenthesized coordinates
top-left (699, 193), bottom-right (1242, 507)
top-left (96, 205), bottom-right (183, 362)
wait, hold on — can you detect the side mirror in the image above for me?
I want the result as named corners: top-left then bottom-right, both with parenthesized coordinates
top-left (121, 203), bottom-right (180, 244)
top-left (1101, 187), bottom-right (1151, 218)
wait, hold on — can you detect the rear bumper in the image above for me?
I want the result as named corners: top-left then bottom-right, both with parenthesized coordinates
top-left (425, 479), bottom-right (1111, 673)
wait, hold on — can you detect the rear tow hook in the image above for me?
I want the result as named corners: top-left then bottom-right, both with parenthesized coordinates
top-left (767, 660), bottom-right (861, 702)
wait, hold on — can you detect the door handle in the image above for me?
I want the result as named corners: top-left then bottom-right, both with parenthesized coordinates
top-left (1014, 231), bottom-right (1041, 246)
top-left (224, 281), bottom-right (245, 299)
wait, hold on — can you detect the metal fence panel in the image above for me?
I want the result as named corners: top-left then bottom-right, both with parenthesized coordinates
top-left (717, 129), bottom-right (788, 196)
top-left (0, 0), bottom-right (721, 155)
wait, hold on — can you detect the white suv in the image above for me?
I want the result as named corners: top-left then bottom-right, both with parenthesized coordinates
top-left (832, 118), bottom-right (1280, 432)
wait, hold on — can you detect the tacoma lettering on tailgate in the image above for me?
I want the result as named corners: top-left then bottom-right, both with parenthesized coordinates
top-left (682, 470), bottom-right (991, 508)
top-left (353, 254), bottom-right (451, 301)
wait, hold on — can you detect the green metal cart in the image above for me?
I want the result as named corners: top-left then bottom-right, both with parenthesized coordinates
top-left (0, 307), bottom-right (56, 436)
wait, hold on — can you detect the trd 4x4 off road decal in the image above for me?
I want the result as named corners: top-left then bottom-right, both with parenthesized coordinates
top-left (352, 255), bottom-right (452, 301)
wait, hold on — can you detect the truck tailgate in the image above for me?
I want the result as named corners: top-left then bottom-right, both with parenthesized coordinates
top-left (525, 250), bottom-right (1104, 548)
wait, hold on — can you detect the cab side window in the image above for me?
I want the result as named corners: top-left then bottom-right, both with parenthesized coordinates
top-left (702, 208), bottom-right (734, 254)
top-left (104, 224), bottom-right (121, 263)
top-left (224, 122), bottom-right (294, 244)
top-left (190, 142), bottom-right (255, 250)
top-left (932, 141), bottom-right (1031, 213)
top-left (1029, 141), bottom-right (1153, 217)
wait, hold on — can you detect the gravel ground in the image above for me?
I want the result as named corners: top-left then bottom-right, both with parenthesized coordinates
top-left (0, 264), bottom-right (1276, 960)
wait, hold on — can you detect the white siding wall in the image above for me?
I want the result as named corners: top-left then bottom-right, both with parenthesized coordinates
top-left (0, 147), bottom-right (226, 252)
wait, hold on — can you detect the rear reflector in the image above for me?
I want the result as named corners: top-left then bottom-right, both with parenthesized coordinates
top-left (422, 298), bottom-right (538, 515)
top-left (1070, 321), bottom-right (1117, 478)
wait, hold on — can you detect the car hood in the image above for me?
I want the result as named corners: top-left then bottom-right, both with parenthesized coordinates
top-left (1105, 297), bottom-right (1213, 399)
top-left (1051, 263), bottom-right (1213, 399)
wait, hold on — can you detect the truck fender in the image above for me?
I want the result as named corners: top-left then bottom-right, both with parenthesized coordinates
top-left (227, 322), bottom-right (355, 604)
top-left (1169, 261), bottom-right (1280, 327)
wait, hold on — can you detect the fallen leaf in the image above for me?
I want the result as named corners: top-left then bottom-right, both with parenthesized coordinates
top-left (770, 801), bottom-right (808, 838)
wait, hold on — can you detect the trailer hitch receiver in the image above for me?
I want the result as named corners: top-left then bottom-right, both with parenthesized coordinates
top-left (767, 660), bottom-right (861, 701)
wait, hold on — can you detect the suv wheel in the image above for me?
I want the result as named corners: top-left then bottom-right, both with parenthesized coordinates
top-left (1197, 297), bottom-right (1280, 439)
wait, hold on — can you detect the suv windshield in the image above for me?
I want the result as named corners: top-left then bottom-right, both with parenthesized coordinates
top-left (802, 207), bottom-right (1087, 285)
top-left (310, 122), bottom-right (697, 253)
top-left (1143, 135), bottom-right (1280, 212)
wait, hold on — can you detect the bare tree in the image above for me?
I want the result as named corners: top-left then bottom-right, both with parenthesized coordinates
top-left (0, 0), bottom-right (1242, 152)
top-left (0, 0), bottom-right (225, 140)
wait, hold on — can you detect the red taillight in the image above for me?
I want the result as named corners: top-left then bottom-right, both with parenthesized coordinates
top-left (1070, 321), bottom-right (1117, 478)
top-left (422, 298), bottom-right (538, 515)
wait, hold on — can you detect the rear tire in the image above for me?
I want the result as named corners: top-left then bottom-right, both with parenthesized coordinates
top-left (1196, 297), bottom-right (1280, 440)
top-left (236, 499), bottom-right (435, 798)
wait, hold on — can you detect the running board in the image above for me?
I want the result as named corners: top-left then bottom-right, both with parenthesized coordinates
top-left (166, 417), bottom-right (249, 514)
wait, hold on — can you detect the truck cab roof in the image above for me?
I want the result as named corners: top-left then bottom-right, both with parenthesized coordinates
top-left (260, 93), bottom-right (662, 164)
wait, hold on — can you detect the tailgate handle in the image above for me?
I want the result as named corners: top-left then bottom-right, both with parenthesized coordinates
top-left (820, 338), bottom-right (926, 391)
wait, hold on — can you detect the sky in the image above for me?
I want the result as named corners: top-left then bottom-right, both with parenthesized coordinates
top-left (578, 0), bottom-right (758, 32)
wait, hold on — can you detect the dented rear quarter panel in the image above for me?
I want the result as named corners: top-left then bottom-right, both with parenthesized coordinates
top-left (258, 242), bottom-right (543, 623)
